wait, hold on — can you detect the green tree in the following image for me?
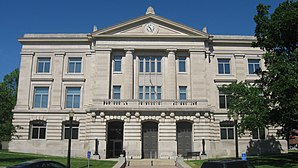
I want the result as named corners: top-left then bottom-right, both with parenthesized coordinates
top-left (222, 82), bottom-right (269, 136)
top-left (0, 69), bottom-right (19, 142)
top-left (223, 0), bottom-right (298, 143)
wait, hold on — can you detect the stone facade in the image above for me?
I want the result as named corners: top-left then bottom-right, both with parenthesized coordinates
top-left (9, 7), bottom-right (287, 159)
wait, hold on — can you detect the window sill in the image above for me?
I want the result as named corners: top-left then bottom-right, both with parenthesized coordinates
top-left (113, 71), bottom-right (122, 74)
top-left (178, 72), bottom-right (188, 75)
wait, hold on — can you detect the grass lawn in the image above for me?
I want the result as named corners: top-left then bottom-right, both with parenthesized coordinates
top-left (0, 150), bottom-right (117, 168)
top-left (186, 151), bottom-right (298, 168)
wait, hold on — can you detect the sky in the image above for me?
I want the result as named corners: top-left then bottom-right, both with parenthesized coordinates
top-left (0, 0), bottom-right (284, 81)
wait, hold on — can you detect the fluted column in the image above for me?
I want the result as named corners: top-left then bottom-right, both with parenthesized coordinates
top-left (165, 49), bottom-right (177, 99)
top-left (123, 49), bottom-right (134, 99)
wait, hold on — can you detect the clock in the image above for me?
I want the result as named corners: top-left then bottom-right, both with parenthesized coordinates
top-left (145, 23), bottom-right (158, 34)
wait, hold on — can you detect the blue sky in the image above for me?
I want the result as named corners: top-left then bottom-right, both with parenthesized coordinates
top-left (0, 0), bottom-right (284, 81)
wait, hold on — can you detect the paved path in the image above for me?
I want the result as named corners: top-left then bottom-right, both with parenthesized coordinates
top-left (125, 159), bottom-right (177, 168)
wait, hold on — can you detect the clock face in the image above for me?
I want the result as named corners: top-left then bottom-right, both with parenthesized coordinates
top-left (145, 23), bottom-right (157, 34)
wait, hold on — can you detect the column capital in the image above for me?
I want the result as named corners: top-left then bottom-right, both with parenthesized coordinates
top-left (124, 48), bottom-right (134, 54)
top-left (189, 48), bottom-right (206, 52)
top-left (166, 48), bottom-right (177, 53)
top-left (234, 54), bottom-right (245, 59)
top-left (20, 51), bottom-right (35, 56)
top-left (54, 51), bottom-right (66, 56)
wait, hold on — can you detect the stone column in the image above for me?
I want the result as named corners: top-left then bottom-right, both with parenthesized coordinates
top-left (123, 114), bottom-right (142, 159)
top-left (189, 48), bottom-right (207, 99)
top-left (15, 51), bottom-right (34, 110)
top-left (158, 114), bottom-right (177, 159)
top-left (123, 49), bottom-right (134, 99)
top-left (234, 54), bottom-right (246, 81)
top-left (50, 52), bottom-right (65, 110)
top-left (165, 49), bottom-right (177, 99)
top-left (93, 48), bottom-right (111, 101)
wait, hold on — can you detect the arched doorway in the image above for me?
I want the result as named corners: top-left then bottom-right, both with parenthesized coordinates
top-left (142, 121), bottom-right (158, 159)
top-left (106, 121), bottom-right (123, 158)
top-left (176, 121), bottom-right (192, 157)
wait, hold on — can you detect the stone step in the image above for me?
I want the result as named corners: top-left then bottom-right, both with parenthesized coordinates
top-left (128, 159), bottom-right (176, 166)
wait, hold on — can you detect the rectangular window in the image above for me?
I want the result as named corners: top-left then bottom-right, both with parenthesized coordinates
top-left (68, 57), bottom-right (82, 73)
top-left (37, 58), bottom-right (51, 73)
top-left (65, 87), bottom-right (81, 108)
top-left (178, 57), bottom-right (186, 72)
top-left (157, 57), bottom-right (161, 72)
top-left (113, 86), bottom-right (121, 99)
top-left (219, 90), bottom-right (229, 109)
top-left (140, 86), bottom-right (161, 100)
top-left (139, 57), bottom-right (144, 72)
top-left (64, 121), bottom-right (79, 139)
top-left (218, 59), bottom-right (230, 74)
top-left (139, 86), bottom-right (143, 99)
top-left (252, 128), bottom-right (265, 139)
top-left (248, 59), bottom-right (260, 74)
top-left (145, 86), bottom-right (150, 100)
top-left (139, 56), bottom-right (162, 73)
top-left (33, 87), bottom-right (49, 108)
top-left (179, 86), bottom-right (187, 100)
top-left (157, 86), bottom-right (161, 100)
top-left (220, 127), bottom-right (234, 140)
top-left (114, 56), bottom-right (122, 72)
top-left (31, 121), bottom-right (46, 139)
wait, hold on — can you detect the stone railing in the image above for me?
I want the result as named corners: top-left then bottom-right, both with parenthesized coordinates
top-left (90, 99), bottom-right (209, 112)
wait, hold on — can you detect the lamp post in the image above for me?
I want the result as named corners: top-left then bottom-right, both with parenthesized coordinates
top-left (233, 114), bottom-right (239, 159)
top-left (66, 109), bottom-right (74, 168)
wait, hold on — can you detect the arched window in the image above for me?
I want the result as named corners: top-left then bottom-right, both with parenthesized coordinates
top-left (30, 120), bottom-right (46, 139)
top-left (62, 120), bottom-right (79, 139)
top-left (220, 121), bottom-right (234, 140)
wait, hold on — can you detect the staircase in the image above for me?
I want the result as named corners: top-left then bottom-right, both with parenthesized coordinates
top-left (126, 159), bottom-right (177, 168)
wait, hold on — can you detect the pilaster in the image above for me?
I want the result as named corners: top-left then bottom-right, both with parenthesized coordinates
top-left (234, 54), bottom-right (246, 81)
top-left (15, 51), bottom-right (34, 110)
top-left (189, 48), bottom-right (207, 99)
top-left (165, 49), bottom-right (177, 99)
top-left (123, 49), bottom-right (134, 99)
top-left (50, 52), bottom-right (65, 110)
top-left (123, 117), bottom-right (142, 159)
top-left (159, 115), bottom-right (177, 159)
top-left (93, 48), bottom-right (111, 100)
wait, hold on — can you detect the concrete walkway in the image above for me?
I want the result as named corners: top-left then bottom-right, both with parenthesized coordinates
top-left (126, 159), bottom-right (177, 168)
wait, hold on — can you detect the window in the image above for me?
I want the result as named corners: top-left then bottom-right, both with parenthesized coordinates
top-left (139, 56), bottom-right (162, 73)
top-left (65, 87), bottom-right (81, 108)
top-left (178, 57), bottom-right (186, 72)
top-left (68, 57), bottom-right (82, 73)
top-left (63, 120), bottom-right (79, 139)
top-left (219, 90), bottom-right (230, 109)
top-left (30, 120), bottom-right (46, 139)
top-left (33, 87), bottom-right (49, 108)
top-left (220, 121), bottom-right (234, 140)
top-left (113, 56), bottom-right (122, 72)
top-left (113, 86), bottom-right (121, 99)
top-left (139, 86), bottom-right (161, 100)
top-left (37, 57), bottom-right (51, 73)
top-left (218, 59), bottom-right (230, 74)
top-left (248, 59), bottom-right (260, 74)
top-left (179, 86), bottom-right (187, 100)
top-left (252, 128), bottom-right (265, 139)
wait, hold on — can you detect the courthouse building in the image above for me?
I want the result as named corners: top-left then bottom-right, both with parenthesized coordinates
top-left (9, 7), bottom-right (287, 159)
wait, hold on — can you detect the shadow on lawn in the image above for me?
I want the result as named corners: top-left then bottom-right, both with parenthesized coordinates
top-left (249, 152), bottom-right (298, 168)
top-left (0, 156), bottom-right (41, 163)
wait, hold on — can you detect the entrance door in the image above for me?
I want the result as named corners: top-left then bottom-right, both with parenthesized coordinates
top-left (177, 122), bottom-right (192, 157)
top-left (142, 122), bottom-right (158, 159)
top-left (107, 121), bottom-right (123, 158)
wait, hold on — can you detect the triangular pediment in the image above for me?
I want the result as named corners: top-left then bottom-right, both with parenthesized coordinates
top-left (92, 14), bottom-right (208, 38)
